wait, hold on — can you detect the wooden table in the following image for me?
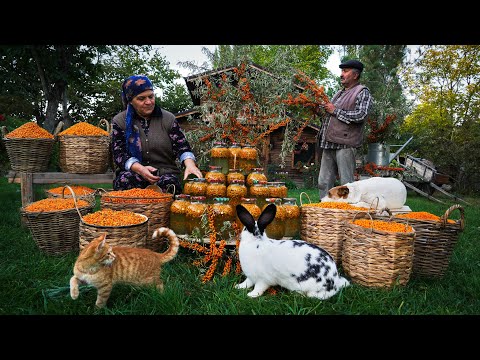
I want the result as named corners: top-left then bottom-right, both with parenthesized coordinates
top-left (6, 170), bottom-right (115, 207)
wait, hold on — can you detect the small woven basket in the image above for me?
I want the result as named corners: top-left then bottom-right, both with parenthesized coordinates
top-left (299, 192), bottom-right (376, 264)
top-left (99, 187), bottom-right (174, 251)
top-left (3, 134), bottom-right (55, 172)
top-left (45, 185), bottom-right (97, 206)
top-left (394, 204), bottom-right (465, 278)
top-left (78, 212), bottom-right (148, 250)
top-left (342, 212), bottom-right (415, 288)
top-left (20, 185), bottom-right (94, 256)
top-left (57, 119), bottom-right (111, 174)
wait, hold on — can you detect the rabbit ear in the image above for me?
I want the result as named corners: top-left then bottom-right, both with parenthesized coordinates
top-left (257, 203), bottom-right (276, 234)
top-left (236, 205), bottom-right (256, 234)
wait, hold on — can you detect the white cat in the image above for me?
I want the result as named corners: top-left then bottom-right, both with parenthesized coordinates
top-left (235, 204), bottom-right (350, 299)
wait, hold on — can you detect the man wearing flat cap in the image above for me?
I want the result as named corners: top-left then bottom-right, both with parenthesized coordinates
top-left (316, 59), bottom-right (373, 200)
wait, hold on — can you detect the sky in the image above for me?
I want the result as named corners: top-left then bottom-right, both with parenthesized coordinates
top-left (156, 45), bottom-right (342, 79)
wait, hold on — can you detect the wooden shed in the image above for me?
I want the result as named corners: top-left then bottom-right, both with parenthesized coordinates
top-left (174, 63), bottom-right (320, 188)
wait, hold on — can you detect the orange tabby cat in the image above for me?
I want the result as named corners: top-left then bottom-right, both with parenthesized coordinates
top-left (70, 227), bottom-right (179, 308)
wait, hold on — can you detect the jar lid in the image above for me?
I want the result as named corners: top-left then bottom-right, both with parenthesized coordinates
top-left (230, 179), bottom-right (245, 185)
top-left (228, 168), bottom-right (243, 172)
top-left (191, 195), bottom-right (206, 201)
top-left (207, 179), bottom-right (225, 184)
top-left (208, 165), bottom-right (222, 171)
top-left (193, 177), bottom-right (207, 183)
top-left (175, 194), bottom-right (190, 200)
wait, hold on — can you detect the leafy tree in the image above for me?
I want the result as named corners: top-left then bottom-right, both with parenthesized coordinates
top-left (178, 46), bottom-right (335, 167)
top-left (401, 45), bottom-right (480, 193)
top-left (0, 45), bottom-right (192, 134)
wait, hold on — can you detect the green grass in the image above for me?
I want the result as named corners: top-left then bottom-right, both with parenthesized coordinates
top-left (1, 177), bottom-right (479, 315)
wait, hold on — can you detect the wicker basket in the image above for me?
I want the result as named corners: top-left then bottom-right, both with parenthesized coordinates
top-left (299, 192), bottom-right (376, 264)
top-left (3, 137), bottom-right (55, 172)
top-left (20, 185), bottom-right (94, 256)
top-left (99, 188), bottom-right (174, 251)
top-left (57, 119), bottom-right (111, 174)
top-left (79, 213), bottom-right (148, 250)
top-left (45, 185), bottom-right (97, 206)
top-left (342, 213), bottom-right (415, 288)
top-left (394, 204), bottom-right (465, 278)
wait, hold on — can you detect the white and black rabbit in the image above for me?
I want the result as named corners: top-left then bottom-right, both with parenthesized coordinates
top-left (235, 203), bottom-right (350, 299)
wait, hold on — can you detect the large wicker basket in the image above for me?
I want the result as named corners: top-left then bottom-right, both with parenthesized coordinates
top-left (78, 212), bottom-right (148, 250)
top-left (57, 119), bottom-right (111, 174)
top-left (342, 213), bottom-right (415, 288)
top-left (394, 204), bottom-right (465, 278)
top-left (299, 192), bottom-right (376, 264)
top-left (45, 185), bottom-right (97, 206)
top-left (99, 188), bottom-right (174, 251)
top-left (3, 134), bottom-right (55, 172)
top-left (20, 185), bottom-right (94, 256)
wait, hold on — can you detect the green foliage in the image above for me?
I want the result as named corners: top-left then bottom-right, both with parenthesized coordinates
top-left (400, 45), bottom-right (480, 193)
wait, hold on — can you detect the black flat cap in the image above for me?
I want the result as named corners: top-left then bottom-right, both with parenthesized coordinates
top-left (339, 59), bottom-right (364, 72)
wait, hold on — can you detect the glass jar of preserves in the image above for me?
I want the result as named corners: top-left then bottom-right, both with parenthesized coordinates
top-left (205, 179), bottom-right (227, 201)
top-left (282, 197), bottom-right (300, 238)
top-left (239, 144), bottom-right (258, 175)
top-left (210, 141), bottom-right (230, 175)
top-left (183, 179), bottom-right (194, 196)
top-left (246, 167), bottom-right (268, 187)
top-left (189, 177), bottom-right (207, 196)
top-left (262, 198), bottom-right (286, 240)
top-left (226, 179), bottom-right (247, 208)
top-left (186, 195), bottom-right (208, 238)
top-left (268, 181), bottom-right (288, 198)
top-left (248, 180), bottom-right (269, 209)
top-left (236, 198), bottom-right (261, 230)
top-left (211, 197), bottom-right (235, 240)
top-left (227, 168), bottom-right (245, 185)
top-left (170, 194), bottom-right (190, 235)
top-left (228, 142), bottom-right (242, 170)
top-left (205, 165), bottom-right (226, 183)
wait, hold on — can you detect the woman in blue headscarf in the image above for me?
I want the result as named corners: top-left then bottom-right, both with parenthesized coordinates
top-left (111, 74), bottom-right (203, 194)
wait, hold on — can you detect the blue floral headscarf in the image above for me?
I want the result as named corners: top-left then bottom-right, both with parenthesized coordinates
top-left (121, 75), bottom-right (154, 162)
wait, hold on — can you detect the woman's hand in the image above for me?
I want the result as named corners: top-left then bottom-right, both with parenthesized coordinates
top-left (131, 163), bottom-right (160, 184)
top-left (183, 158), bottom-right (203, 180)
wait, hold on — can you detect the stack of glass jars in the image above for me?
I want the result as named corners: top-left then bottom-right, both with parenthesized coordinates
top-left (205, 165), bottom-right (226, 183)
top-left (263, 198), bottom-right (286, 240)
top-left (170, 194), bottom-right (190, 235)
top-left (239, 144), bottom-right (258, 175)
top-left (186, 195), bottom-right (208, 238)
top-left (267, 181), bottom-right (288, 199)
top-left (205, 179), bottom-right (227, 202)
top-left (211, 197), bottom-right (235, 240)
top-left (226, 179), bottom-right (247, 208)
top-left (228, 142), bottom-right (242, 170)
top-left (246, 167), bottom-right (267, 187)
top-left (236, 197), bottom-right (261, 230)
top-left (282, 197), bottom-right (300, 238)
top-left (188, 178), bottom-right (207, 196)
top-left (248, 180), bottom-right (269, 210)
top-left (210, 141), bottom-right (229, 175)
top-left (227, 168), bottom-right (245, 185)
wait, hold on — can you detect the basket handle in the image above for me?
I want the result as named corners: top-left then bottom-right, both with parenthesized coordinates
top-left (441, 204), bottom-right (465, 231)
top-left (53, 121), bottom-right (64, 137)
top-left (63, 185), bottom-right (83, 220)
top-left (368, 196), bottom-right (380, 211)
top-left (1, 125), bottom-right (8, 138)
top-left (98, 118), bottom-right (111, 133)
top-left (299, 191), bottom-right (312, 206)
top-left (351, 211), bottom-right (375, 233)
top-left (166, 184), bottom-right (176, 195)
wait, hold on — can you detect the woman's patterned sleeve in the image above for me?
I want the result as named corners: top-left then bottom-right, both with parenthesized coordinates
top-left (112, 122), bottom-right (130, 170)
top-left (169, 119), bottom-right (194, 159)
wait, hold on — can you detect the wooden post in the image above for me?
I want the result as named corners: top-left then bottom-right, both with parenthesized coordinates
top-left (20, 172), bottom-right (33, 207)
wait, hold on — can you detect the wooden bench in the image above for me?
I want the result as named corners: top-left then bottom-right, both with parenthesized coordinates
top-left (6, 170), bottom-right (115, 207)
